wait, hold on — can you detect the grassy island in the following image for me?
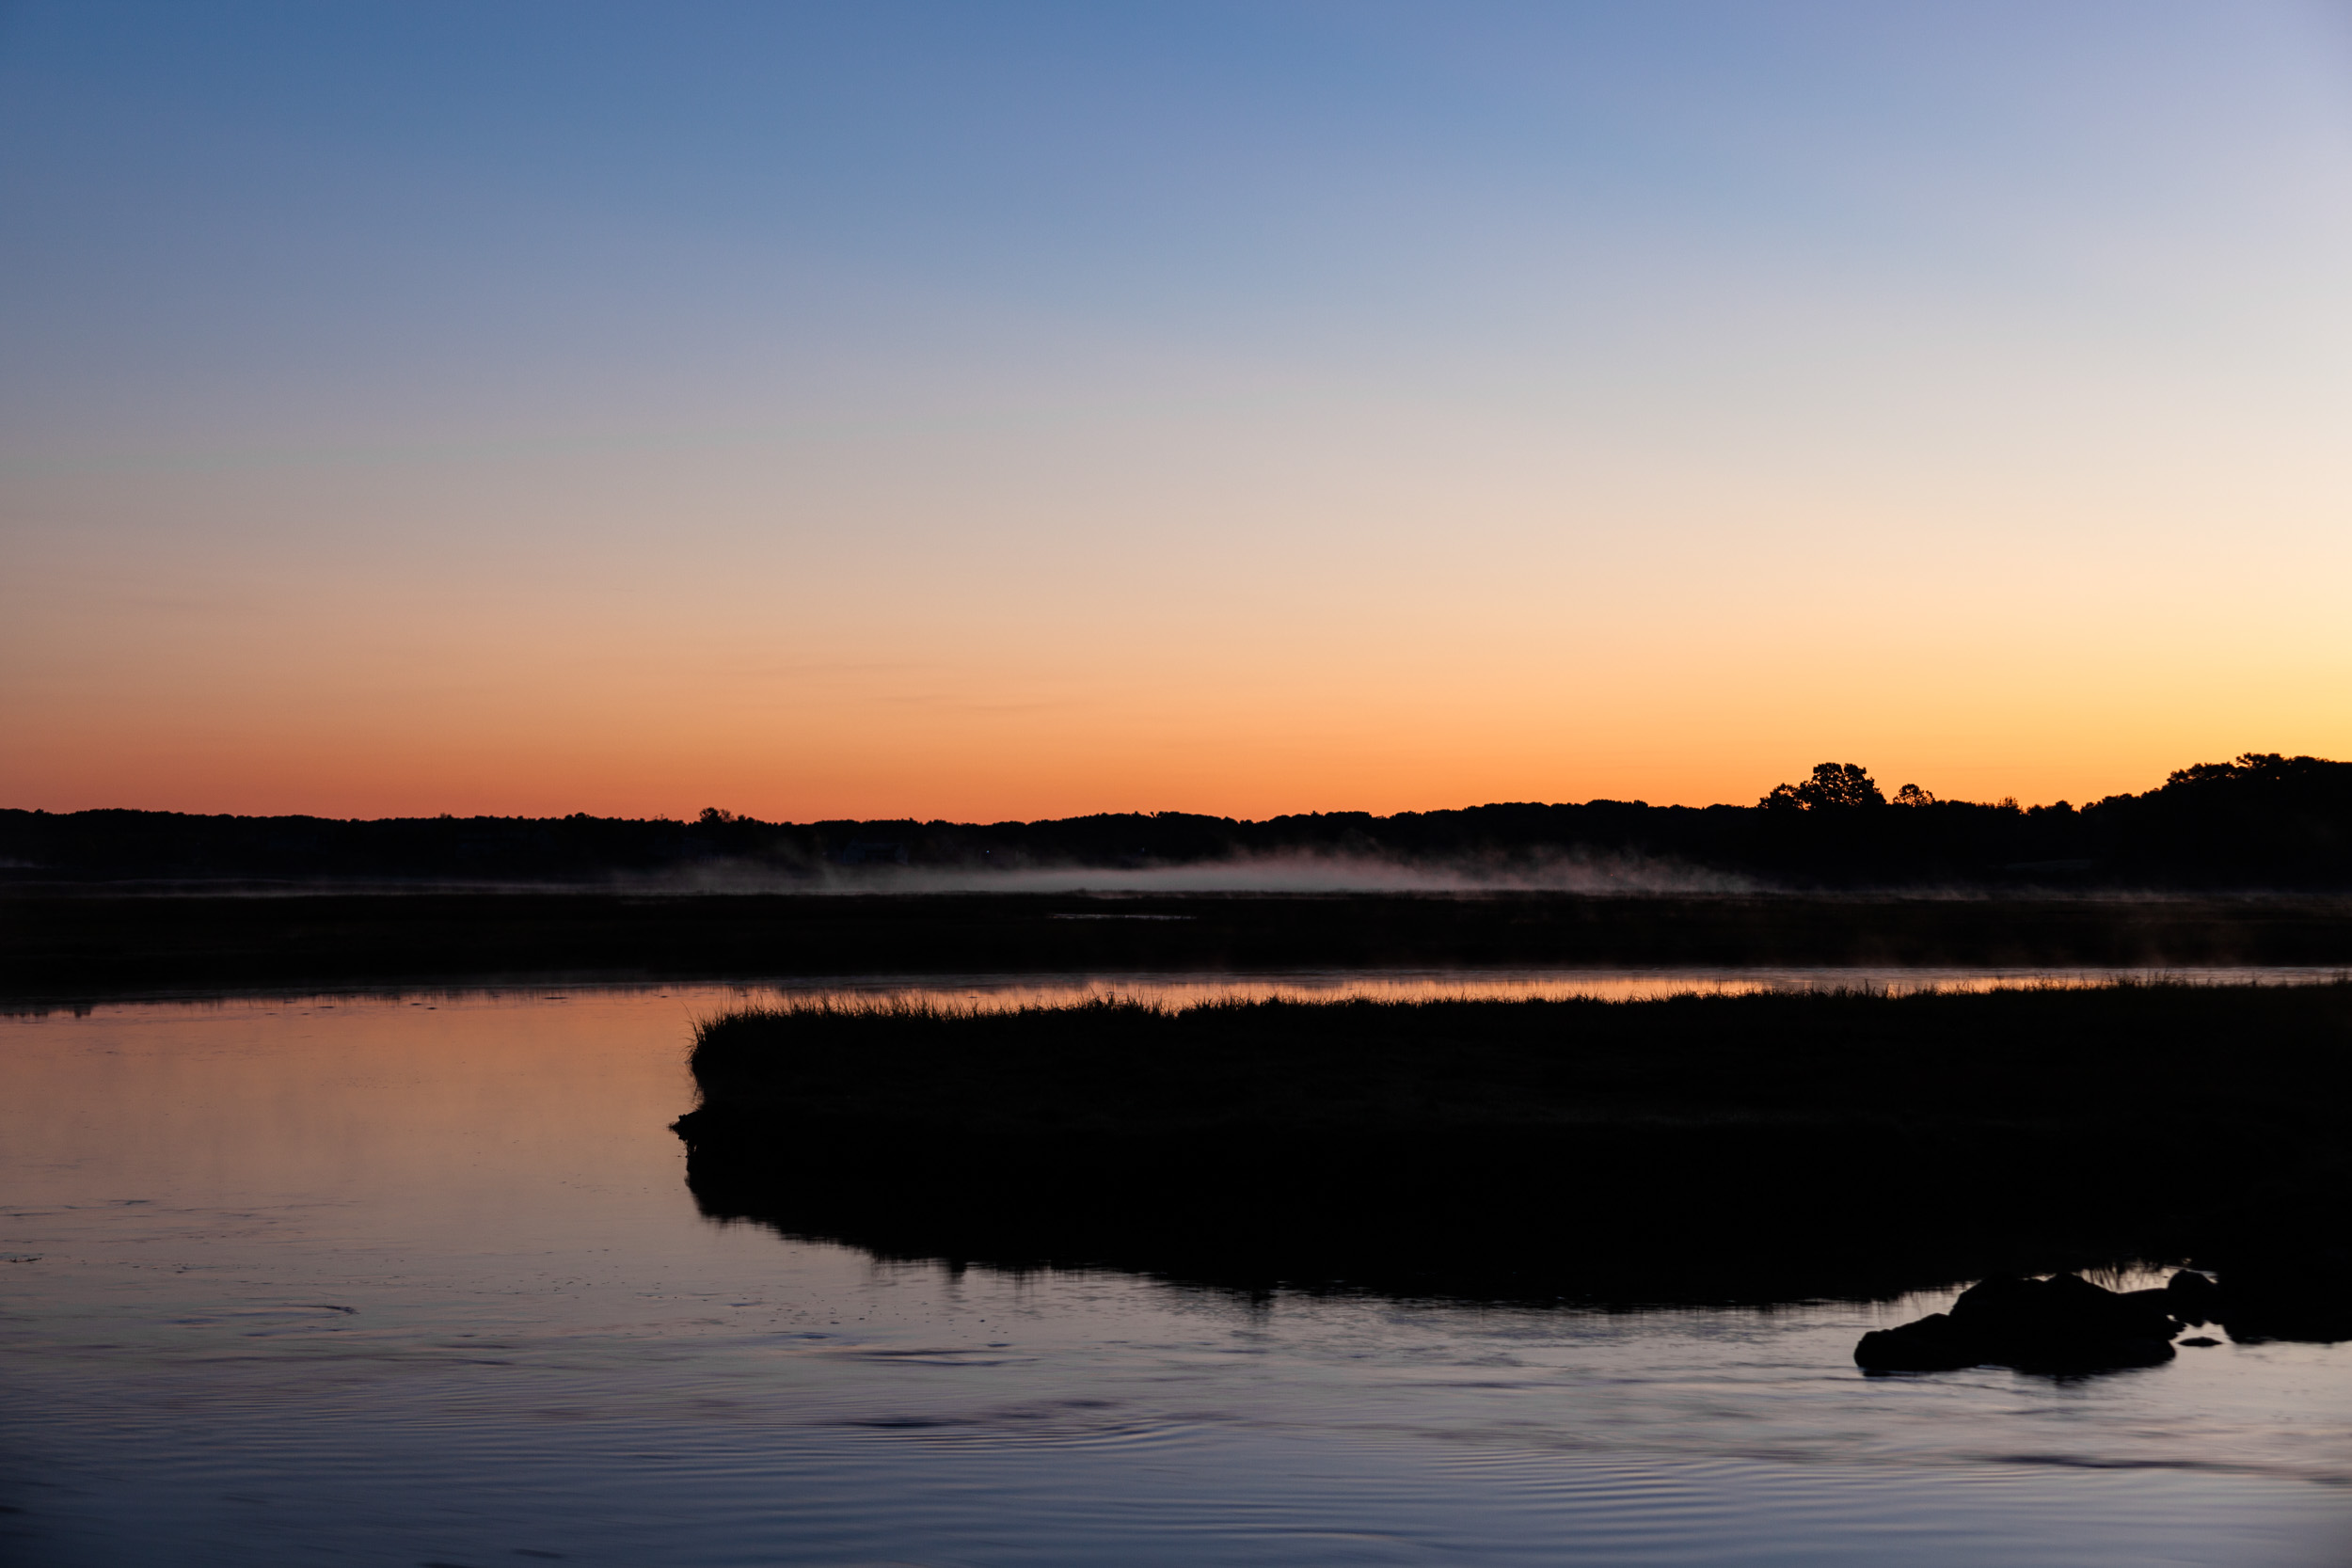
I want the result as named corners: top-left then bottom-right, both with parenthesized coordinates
top-left (675, 982), bottom-right (2352, 1307)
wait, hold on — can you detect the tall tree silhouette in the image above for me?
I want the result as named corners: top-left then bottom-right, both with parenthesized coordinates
top-left (1762, 762), bottom-right (1886, 811)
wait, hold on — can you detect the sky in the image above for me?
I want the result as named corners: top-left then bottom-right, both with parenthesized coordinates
top-left (3, 1), bottom-right (2349, 821)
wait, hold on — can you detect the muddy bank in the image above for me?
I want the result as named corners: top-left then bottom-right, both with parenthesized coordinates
top-left (675, 984), bottom-right (2352, 1307)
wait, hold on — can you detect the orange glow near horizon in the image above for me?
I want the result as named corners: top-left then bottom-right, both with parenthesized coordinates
top-left (7, 538), bottom-right (2344, 823)
top-left (7, 444), bottom-right (2349, 822)
top-left (6, 429), bottom-right (2346, 821)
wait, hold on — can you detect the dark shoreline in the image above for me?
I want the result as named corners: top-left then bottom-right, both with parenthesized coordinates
top-left (675, 985), bottom-right (2352, 1316)
top-left (13, 754), bottom-right (2352, 889)
top-left (8, 888), bottom-right (2352, 1004)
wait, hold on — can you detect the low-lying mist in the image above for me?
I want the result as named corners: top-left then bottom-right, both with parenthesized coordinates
top-left (621, 847), bottom-right (1762, 896)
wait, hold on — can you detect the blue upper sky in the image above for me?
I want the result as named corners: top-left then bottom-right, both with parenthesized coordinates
top-left (11, 3), bottom-right (2345, 456)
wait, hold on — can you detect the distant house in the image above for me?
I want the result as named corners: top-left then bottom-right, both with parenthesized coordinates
top-left (834, 840), bottom-right (910, 867)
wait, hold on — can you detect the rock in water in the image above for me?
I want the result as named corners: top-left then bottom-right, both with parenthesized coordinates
top-left (1947, 1273), bottom-right (2177, 1370)
top-left (2164, 1268), bottom-right (2221, 1323)
top-left (1853, 1311), bottom-right (1979, 1371)
top-left (2207, 1248), bottom-right (2352, 1343)
top-left (1854, 1273), bottom-right (2179, 1372)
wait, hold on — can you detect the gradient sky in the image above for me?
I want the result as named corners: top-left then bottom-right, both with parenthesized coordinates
top-left (4, 2), bottom-right (2349, 820)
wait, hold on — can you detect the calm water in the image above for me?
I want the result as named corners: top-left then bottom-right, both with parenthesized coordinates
top-left (5, 980), bottom-right (2349, 1566)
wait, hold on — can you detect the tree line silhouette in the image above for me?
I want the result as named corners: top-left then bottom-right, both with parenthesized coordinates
top-left (4, 752), bottom-right (2347, 889)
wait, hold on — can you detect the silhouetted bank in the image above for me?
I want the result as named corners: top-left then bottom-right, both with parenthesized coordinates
top-left (673, 984), bottom-right (2352, 1315)
top-left (8, 752), bottom-right (2352, 889)
top-left (9, 890), bottom-right (2352, 1001)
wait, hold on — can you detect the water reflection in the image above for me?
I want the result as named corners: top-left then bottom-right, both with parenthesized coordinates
top-left (2, 987), bottom-right (2348, 1567)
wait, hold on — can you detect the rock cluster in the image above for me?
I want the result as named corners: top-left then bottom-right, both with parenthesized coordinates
top-left (1854, 1270), bottom-right (2217, 1372)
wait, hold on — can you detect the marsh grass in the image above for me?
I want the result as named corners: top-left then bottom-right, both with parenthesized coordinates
top-left (674, 980), bottom-right (2352, 1303)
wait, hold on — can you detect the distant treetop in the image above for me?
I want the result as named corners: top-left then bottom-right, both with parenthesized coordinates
top-left (2162, 752), bottom-right (2344, 790)
top-left (1761, 762), bottom-right (1886, 811)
